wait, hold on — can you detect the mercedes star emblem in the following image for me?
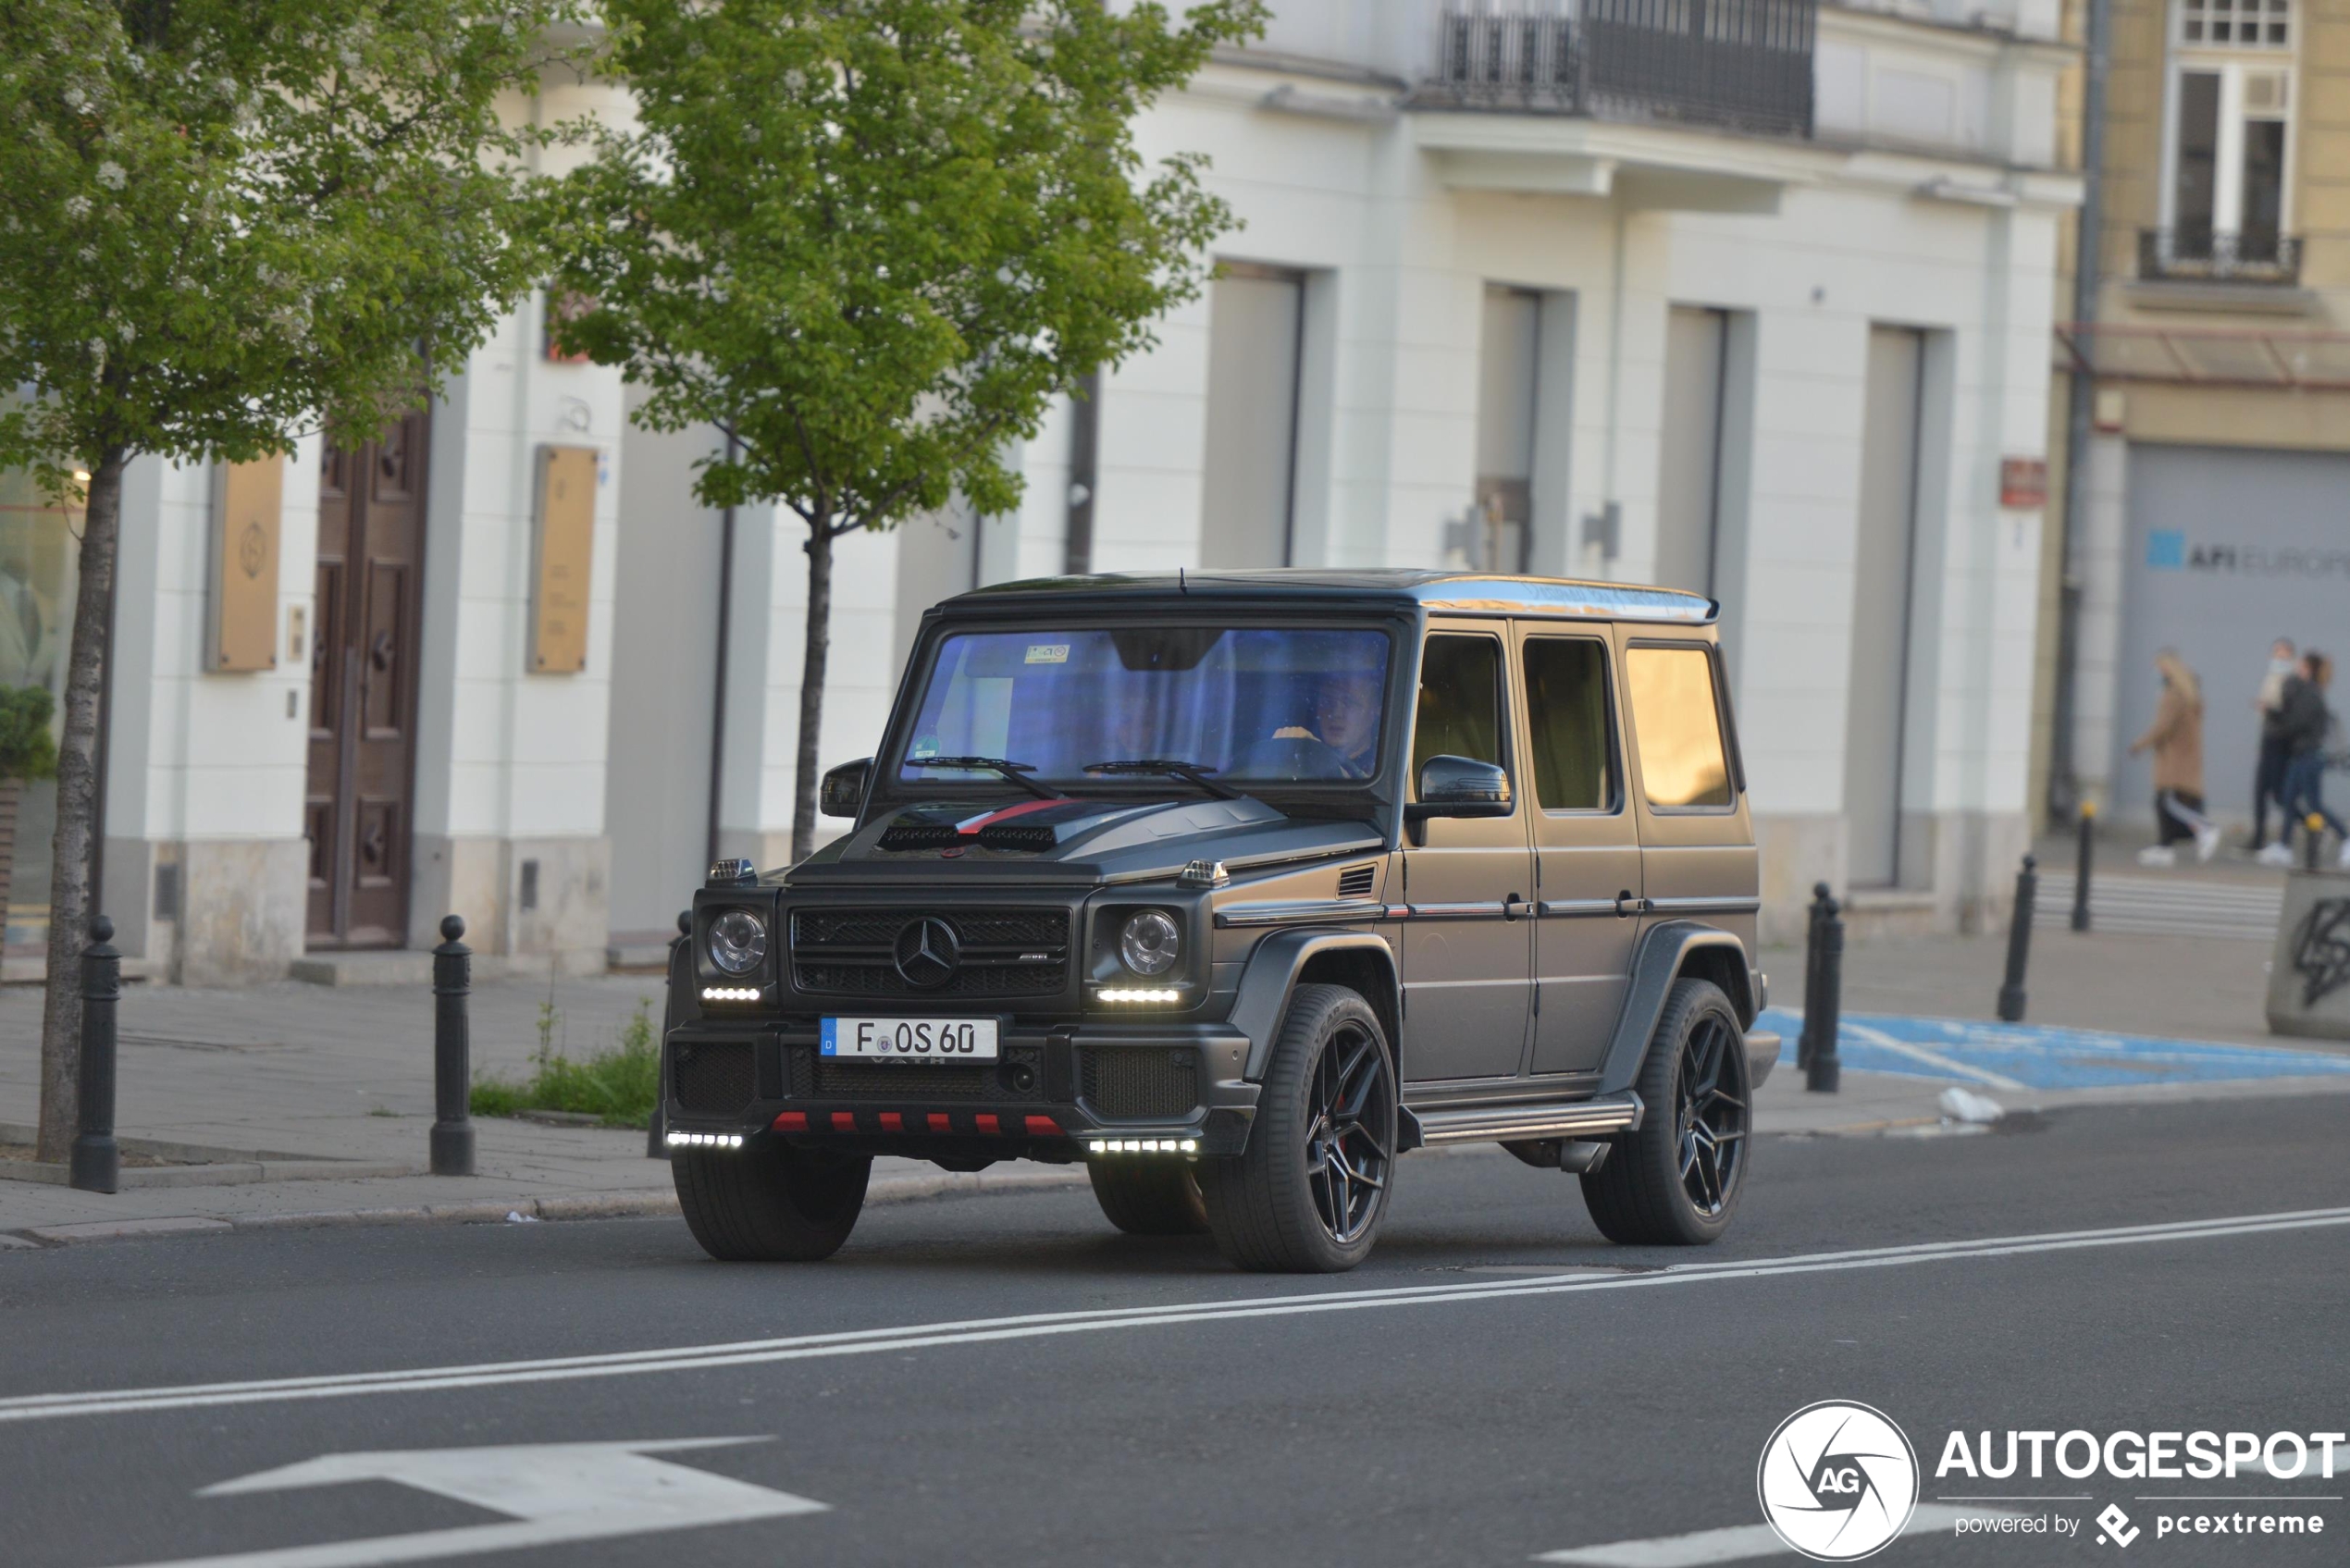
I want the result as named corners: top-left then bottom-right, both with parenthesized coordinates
top-left (893, 916), bottom-right (960, 989)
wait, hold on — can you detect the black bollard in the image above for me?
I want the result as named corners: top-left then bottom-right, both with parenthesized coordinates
top-left (649, 908), bottom-right (687, 1160)
top-left (1798, 883), bottom-right (1831, 1071)
top-left (2071, 800), bottom-right (2095, 932)
top-left (1998, 855), bottom-right (2038, 1023)
top-left (430, 914), bottom-right (476, 1177)
top-left (1805, 895), bottom-right (1843, 1093)
top-left (68, 916), bottom-right (120, 1194)
top-left (2306, 812), bottom-right (2325, 872)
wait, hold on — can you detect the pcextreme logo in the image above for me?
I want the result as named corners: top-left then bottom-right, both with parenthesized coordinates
top-left (1757, 1401), bottom-right (1921, 1562)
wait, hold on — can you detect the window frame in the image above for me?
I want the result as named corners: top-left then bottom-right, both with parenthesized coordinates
top-left (2158, 0), bottom-right (2299, 243)
top-left (1621, 637), bottom-right (1743, 817)
top-left (1407, 626), bottom-right (1517, 813)
top-left (872, 613), bottom-right (1410, 809)
top-left (1519, 632), bottom-right (1624, 818)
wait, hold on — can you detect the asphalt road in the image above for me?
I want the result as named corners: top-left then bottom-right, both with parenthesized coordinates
top-left (4, 1095), bottom-right (2346, 1568)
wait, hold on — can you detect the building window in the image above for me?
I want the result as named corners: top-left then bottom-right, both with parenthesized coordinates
top-left (2160, 0), bottom-right (2295, 272)
top-left (2179, 0), bottom-right (2291, 48)
top-left (0, 466), bottom-right (80, 958)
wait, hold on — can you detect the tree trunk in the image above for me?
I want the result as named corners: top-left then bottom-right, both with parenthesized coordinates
top-left (791, 516), bottom-right (835, 864)
top-left (35, 450), bottom-right (125, 1163)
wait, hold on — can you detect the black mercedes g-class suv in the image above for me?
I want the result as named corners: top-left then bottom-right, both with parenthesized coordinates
top-left (660, 570), bottom-right (1775, 1272)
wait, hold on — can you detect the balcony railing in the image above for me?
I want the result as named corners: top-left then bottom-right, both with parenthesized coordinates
top-left (2138, 228), bottom-right (2303, 287)
top-left (1429, 1), bottom-right (1816, 140)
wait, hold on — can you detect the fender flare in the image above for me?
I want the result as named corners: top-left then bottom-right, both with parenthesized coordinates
top-left (1229, 929), bottom-right (1401, 1081)
top-left (1596, 920), bottom-right (1757, 1096)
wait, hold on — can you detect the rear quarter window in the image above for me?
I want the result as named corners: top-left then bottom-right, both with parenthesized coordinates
top-left (1625, 645), bottom-right (1733, 809)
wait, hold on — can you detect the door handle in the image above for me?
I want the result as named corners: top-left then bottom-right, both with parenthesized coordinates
top-left (1614, 891), bottom-right (1650, 918)
top-left (1502, 893), bottom-right (1526, 921)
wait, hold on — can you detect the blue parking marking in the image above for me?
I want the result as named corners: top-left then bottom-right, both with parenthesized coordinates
top-left (1754, 1007), bottom-right (2350, 1092)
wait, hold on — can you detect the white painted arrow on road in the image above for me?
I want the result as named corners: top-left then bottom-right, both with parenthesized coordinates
top-left (109, 1437), bottom-right (825, 1568)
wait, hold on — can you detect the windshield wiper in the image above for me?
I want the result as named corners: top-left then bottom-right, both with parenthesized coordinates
top-left (906, 756), bottom-right (1065, 800)
top-left (1082, 759), bottom-right (1243, 801)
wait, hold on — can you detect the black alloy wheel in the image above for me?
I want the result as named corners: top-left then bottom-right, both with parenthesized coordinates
top-left (1197, 982), bottom-right (1398, 1273)
top-left (1674, 1006), bottom-right (1747, 1217)
top-left (1580, 977), bottom-right (1750, 1246)
top-left (1305, 1018), bottom-right (1395, 1244)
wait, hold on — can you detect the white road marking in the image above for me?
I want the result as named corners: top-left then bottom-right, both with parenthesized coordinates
top-left (6, 1206), bottom-right (2344, 1426)
top-left (106, 1438), bottom-right (822, 1568)
top-left (1535, 1504), bottom-right (2004, 1565)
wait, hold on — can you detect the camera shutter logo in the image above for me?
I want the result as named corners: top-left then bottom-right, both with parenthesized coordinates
top-left (1756, 1401), bottom-right (1919, 1561)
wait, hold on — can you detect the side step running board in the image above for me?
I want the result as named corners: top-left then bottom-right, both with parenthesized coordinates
top-left (1399, 1093), bottom-right (1643, 1152)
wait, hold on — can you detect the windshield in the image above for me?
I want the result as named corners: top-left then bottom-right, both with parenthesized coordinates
top-left (897, 625), bottom-right (1393, 787)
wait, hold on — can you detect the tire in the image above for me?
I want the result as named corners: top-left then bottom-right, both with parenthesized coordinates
top-left (673, 1140), bottom-right (872, 1261)
top-left (1580, 977), bottom-right (1750, 1246)
top-left (1087, 1160), bottom-right (1210, 1236)
top-left (1196, 983), bottom-right (1397, 1273)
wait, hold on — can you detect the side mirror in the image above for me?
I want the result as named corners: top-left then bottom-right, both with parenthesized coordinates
top-left (820, 758), bottom-right (872, 819)
top-left (1405, 754), bottom-right (1512, 828)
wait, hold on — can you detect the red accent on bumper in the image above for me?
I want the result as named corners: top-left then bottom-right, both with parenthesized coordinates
top-left (880, 1112), bottom-right (904, 1133)
top-left (1023, 1115), bottom-right (1063, 1136)
top-left (975, 1114), bottom-right (1000, 1135)
top-left (928, 1113), bottom-right (953, 1133)
top-left (772, 1111), bottom-right (808, 1132)
top-left (831, 1111), bottom-right (859, 1132)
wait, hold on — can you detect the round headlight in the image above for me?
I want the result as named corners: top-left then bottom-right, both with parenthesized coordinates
top-left (1119, 909), bottom-right (1181, 977)
top-left (707, 909), bottom-right (768, 976)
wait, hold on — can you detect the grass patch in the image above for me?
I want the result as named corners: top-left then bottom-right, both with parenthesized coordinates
top-left (470, 997), bottom-right (660, 1129)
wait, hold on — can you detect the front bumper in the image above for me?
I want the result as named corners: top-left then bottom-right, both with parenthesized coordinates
top-left (662, 1019), bottom-right (1260, 1161)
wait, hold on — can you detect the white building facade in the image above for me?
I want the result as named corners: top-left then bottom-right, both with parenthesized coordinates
top-left (0, 0), bottom-right (2078, 983)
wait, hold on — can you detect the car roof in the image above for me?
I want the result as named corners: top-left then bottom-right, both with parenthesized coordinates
top-left (945, 568), bottom-right (1715, 625)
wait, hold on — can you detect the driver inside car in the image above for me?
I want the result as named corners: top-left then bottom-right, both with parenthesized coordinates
top-left (1269, 669), bottom-right (1382, 778)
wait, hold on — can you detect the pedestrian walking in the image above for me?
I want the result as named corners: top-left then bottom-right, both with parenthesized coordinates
top-left (2248, 636), bottom-right (2295, 852)
top-left (2263, 650), bottom-right (2350, 868)
top-left (2131, 649), bottom-right (2220, 866)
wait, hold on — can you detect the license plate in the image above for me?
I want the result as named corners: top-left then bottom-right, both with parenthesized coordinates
top-left (821, 1017), bottom-right (1000, 1061)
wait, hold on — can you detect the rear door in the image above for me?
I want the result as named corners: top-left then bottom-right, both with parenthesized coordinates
top-left (1518, 627), bottom-right (1644, 1077)
top-left (1399, 623), bottom-right (1535, 1083)
top-left (1617, 635), bottom-right (1760, 958)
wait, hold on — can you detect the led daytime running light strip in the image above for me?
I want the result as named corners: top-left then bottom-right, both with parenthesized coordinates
top-left (1088, 1138), bottom-right (1198, 1154)
top-left (666, 1131), bottom-right (745, 1149)
top-left (1095, 986), bottom-right (1182, 1003)
top-left (701, 986), bottom-right (761, 1002)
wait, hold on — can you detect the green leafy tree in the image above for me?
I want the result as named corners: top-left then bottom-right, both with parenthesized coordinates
top-left (0, 0), bottom-right (578, 1160)
top-left (549, 0), bottom-right (1264, 862)
top-left (0, 686), bottom-right (59, 784)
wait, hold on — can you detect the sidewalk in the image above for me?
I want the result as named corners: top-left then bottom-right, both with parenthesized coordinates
top-left (4, 929), bottom-right (2344, 1244)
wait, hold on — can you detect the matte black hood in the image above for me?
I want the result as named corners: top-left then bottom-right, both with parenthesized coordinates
top-left (784, 796), bottom-right (1385, 888)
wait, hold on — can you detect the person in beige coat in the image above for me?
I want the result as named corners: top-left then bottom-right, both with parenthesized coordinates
top-left (2130, 648), bottom-right (2220, 865)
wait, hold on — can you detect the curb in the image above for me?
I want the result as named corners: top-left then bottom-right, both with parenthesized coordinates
top-left (3, 1166), bottom-right (1095, 1248)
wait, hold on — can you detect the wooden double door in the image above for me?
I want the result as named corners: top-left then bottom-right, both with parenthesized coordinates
top-left (305, 414), bottom-right (427, 947)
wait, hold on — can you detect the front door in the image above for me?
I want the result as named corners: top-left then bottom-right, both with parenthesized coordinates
top-left (1400, 624), bottom-right (1534, 1083)
top-left (1518, 628), bottom-right (1644, 1077)
top-left (305, 414), bottom-right (427, 948)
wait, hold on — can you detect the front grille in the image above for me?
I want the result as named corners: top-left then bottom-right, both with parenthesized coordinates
top-left (795, 961), bottom-right (1063, 997)
top-left (673, 1040), bottom-right (756, 1116)
top-left (790, 906), bottom-right (1071, 1001)
top-left (1080, 1047), bottom-right (1198, 1119)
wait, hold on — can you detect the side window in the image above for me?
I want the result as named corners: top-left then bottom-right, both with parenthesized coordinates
top-left (1523, 638), bottom-right (1617, 811)
top-left (1411, 635), bottom-right (1506, 793)
top-left (1625, 645), bottom-right (1733, 809)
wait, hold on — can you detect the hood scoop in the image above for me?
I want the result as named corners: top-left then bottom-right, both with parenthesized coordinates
top-left (872, 797), bottom-right (1147, 856)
